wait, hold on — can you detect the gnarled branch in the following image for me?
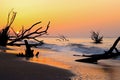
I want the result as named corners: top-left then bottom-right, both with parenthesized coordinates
top-left (8, 21), bottom-right (50, 45)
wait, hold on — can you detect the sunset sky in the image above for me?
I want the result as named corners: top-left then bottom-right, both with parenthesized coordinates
top-left (0, 0), bottom-right (120, 37)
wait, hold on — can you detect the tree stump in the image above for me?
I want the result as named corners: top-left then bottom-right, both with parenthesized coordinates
top-left (24, 40), bottom-right (34, 57)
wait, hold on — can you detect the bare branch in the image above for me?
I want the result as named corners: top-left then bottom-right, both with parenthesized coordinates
top-left (6, 9), bottom-right (17, 27)
top-left (45, 21), bottom-right (50, 32)
top-left (22, 21), bottom-right (41, 35)
top-left (8, 12), bottom-right (17, 27)
top-left (6, 9), bottom-right (14, 26)
top-left (8, 21), bottom-right (50, 45)
top-left (11, 27), bottom-right (19, 37)
top-left (33, 38), bottom-right (44, 43)
top-left (34, 27), bottom-right (42, 32)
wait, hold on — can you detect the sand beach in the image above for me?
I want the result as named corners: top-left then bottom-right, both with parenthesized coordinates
top-left (0, 52), bottom-right (74, 80)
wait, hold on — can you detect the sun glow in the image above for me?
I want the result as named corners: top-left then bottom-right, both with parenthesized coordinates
top-left (1, 0), bottom-right (120, 37)
top-left (16, 31), bottom-right (19, 34)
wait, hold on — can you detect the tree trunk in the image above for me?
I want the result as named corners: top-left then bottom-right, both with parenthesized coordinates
top-left (107, 37), bottom-right (120, 53)
top-left (24, 40), bottom-right (34, 57)
top-left (0, 9), bottom-right (16, 46)
top-left (0, 27), bottom-right (10, 46)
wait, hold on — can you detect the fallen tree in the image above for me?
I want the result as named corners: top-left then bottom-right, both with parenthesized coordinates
top-left (75, 37), bottom-right (120, 63)
top-left (0, 9), bottom-right (16, 46)
top-left (8, 21), bottom-right (50, 46)
top-left (0, 10), bottom-right (50, 46)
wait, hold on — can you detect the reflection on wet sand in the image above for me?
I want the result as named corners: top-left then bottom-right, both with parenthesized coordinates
top-left (29, 56), bottom-right (71, 69)
top-left (4, 45), bottom-right (120, 80)
top-left (98, 60), bottom-right (120, 80)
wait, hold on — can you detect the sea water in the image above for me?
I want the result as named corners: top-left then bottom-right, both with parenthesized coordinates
top-left (36, 37), bottom-right (120, 80)
top-left (6, 37), bottom-right (120, 80)
top-left (37, 37), bottom-right (120, 59)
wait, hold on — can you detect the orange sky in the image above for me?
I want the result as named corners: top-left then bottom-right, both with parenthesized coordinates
top-left (0, 0), bottom-right (120, 37)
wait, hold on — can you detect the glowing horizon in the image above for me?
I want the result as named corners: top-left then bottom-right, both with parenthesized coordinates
top-left (0, 0), bottom-right (120, 37)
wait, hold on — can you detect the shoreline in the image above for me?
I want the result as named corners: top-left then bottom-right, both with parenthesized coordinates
top-left (2, 45), bottom-right (120, 80)
top-left (0, 52), bottom-right (74, 80)
top-left (21, 49), bottom-right (120, 80)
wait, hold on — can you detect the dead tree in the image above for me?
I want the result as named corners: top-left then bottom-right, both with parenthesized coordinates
top-left (0, 9), bottom-right (50, 46)
top-left (75, 37), bottom-right (120, 63)
top-left (8, 21), bottom-right (50, 45)
top-left (0, 9), bottom-right (16, 46)
top-left (91, 31), bottom-right (103, 43)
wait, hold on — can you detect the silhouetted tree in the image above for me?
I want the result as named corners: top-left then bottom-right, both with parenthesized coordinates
top-left (0, 9), bottom-right (50, 46)
top-left (91, 31), bottom-right (103, 43)
top-left (0, 9), bottom-right (16, 46)
top-left (8, 21), bottom-right (50, 45)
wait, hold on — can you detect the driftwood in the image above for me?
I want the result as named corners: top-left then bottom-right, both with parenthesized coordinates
top-left (8, 21), bottom-right (50, 45)
top-left (0, 9), bottom-right (50, 46)
top-left (75, 37), bottom-right (120, 63)
top-left (0, 9), bottom-right (17, 46)
top-left (17, 40), bottom-right (34, 57)
top-left (17, 40), bottom-right (41, 58)
top-left (24, 40), bottom-right (34, 57)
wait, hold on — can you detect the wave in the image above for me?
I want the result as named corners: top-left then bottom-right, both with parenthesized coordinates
top-left (67, 43), bottom-right (105, 54)
top-left (37, 43), bottom-right (71, 52)
top-left (37, 43), bottom-right (105, 54)
top-left (17, 39), bottom-right (105, 54)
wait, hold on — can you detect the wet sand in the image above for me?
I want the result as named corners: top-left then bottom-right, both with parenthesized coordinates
top-left (3, 46), bottom-right (120, 80)
top-left (29, 49), bottom-right (120, 80)
top-left (0, 52), bottom-right (74, 80)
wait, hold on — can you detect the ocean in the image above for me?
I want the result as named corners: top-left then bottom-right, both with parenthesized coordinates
top-left (37, 37), bottom-right (120, 59)
top-left (6, 37), bottom-right (120, 80)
